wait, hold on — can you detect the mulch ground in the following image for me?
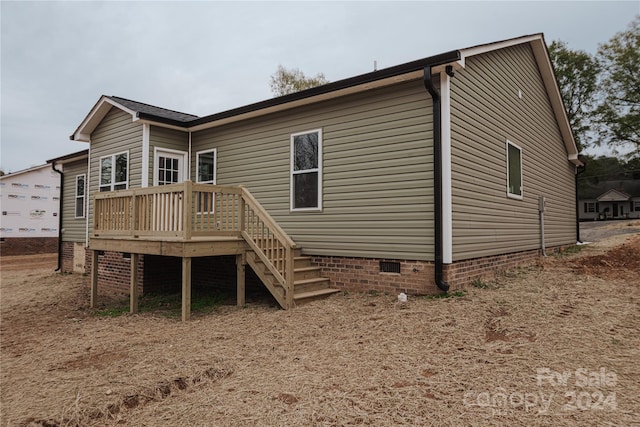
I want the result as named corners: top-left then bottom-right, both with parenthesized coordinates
top-left (1, 234), bottom-right (639, 426)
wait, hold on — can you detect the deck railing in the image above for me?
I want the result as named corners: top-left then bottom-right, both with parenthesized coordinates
top-left (93, 181), bottom-right (297, 306)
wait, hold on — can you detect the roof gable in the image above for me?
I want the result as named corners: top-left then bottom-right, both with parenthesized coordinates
top-left (597, 188), bottom-right (632, 201)
top-left (70, 96), bottom-right (197, 142)
top-left (453, 34), bottom-right (580, 166)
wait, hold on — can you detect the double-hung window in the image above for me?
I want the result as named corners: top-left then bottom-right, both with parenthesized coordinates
top-left (195, 149), bottom-right (217, 214)
top-left (99, 152), bottom-right (128, 192)
top-left (506, 140), bottom-right (523, 199)
top-left (291, 129), bottom-right (322, 211)
top-left (75, 174), bottom-right (86, 218)
top-left (196, 149), bottom-right (217, 184)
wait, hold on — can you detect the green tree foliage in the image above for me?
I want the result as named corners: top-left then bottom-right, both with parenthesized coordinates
top-left (578, 155), bottom-right (640, 185)
top-left (548, 41), bottom-right (599, 151)
top-left (269, 65), bottom-right (329, 97)
top-left (596, 16), bottom-right (640, 155)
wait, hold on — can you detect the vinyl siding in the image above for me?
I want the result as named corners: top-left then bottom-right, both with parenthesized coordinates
top-left (149, 126), bottom-right (189, 184)
top-left (88, 107), bottom-right (143, 235)
top-left (61, 159), bottom-right (88, 242)
top-left (450, 43), bottom-right (576, 260)
top-left (192, 80), bottom-right (435, 260)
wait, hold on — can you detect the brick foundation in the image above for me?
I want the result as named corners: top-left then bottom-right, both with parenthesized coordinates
top-left (59, 241), bottom-right (566, 299)
top-left (0, 237), bottom-right (58, 256)
top-left (311, 256), bottom-right (437, 295)
top-left (312, 246), bottom-right (566, 295)
top-left (60, 248), bottom-right (266, 298)
top-left (94, 251), bottom-right (145, 296)
top-left (443, 248), bottom-right (547, 288)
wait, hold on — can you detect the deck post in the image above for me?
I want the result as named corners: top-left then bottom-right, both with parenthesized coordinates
top-left (236, 252), bottom-right (246, 307)
top-left (285, 246), bottom-right (294, 309)
top-left (183, 180), bottom-right (193, 240)
top-left (181, 256), bottom-right (192, 321)
top-left (130, 253), bottom-right (139, 314)
top-left (90, 249), bottom-right (99, 308)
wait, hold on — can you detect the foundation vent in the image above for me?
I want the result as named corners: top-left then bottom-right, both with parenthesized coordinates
top-left (379, 261), bottom-right (401, 274)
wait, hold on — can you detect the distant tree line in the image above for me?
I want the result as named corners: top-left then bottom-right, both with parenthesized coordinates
top-left (549, 16), bottom-right (639, 157)
top-left (578, 155), bottom-right (640, 185)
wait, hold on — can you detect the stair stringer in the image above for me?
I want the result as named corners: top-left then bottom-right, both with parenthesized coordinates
top-left (244, 250), bottom-right (289, 309)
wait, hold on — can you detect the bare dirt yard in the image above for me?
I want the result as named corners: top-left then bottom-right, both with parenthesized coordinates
top-left (1, 224), bottom-right (639, 426)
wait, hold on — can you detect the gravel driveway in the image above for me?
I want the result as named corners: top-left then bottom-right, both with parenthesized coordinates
top-left (580, 219), bottom-right (640, 242)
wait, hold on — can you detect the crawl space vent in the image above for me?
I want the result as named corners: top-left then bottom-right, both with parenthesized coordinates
top-left (379, 261), bottom-right (401, 274)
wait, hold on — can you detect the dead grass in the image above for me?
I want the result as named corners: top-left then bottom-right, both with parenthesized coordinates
top-left (1, 232), bottom-right (639, 426)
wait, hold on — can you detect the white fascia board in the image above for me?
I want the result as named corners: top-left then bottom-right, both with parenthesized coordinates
top-left (72, 96), bottom-right (139, 142)
top-left (457, 34), bottom-right (582, 166)
top-left (459, 34), bottom-right (542, 60)
top-left (188, 71), bottom-right (423, 133)
top-left (138, 119), bottom-right (188, 133)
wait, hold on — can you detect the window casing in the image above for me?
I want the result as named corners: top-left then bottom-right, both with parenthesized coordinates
top-left (291, 129), bottom-right (322, 211)
top-left (584, 202), bottom-right (596, 213)
top-left (506, 140), bottom-right (523, 199)
top-left (634, 201), bottom-right (640, 212)
top-left (75, 174), bottom-right (86, 218)
top-left (99, 152), bottom-right (128, 192)
top-left (196, 149), bottom-right (217, 184)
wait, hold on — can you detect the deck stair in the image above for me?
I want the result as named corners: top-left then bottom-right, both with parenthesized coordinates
top-left (245, 249), bottom-right (341, 307)
top-left (91, 181), bottom-right (341, 317)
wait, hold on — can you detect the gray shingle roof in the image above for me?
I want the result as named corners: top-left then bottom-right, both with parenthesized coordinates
top-left (107, 96), bottom-right (199, 123)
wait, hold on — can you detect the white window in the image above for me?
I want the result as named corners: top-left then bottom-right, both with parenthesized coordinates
top-left (196, 149), bottom-right (217, 184)
top-left (634, 201), bottom-right (640, 212)
top-left (291, 129), bottom-right (322, 211)
top-left (99, 152), bottom-right (128, 192)
top-left (584, 202), bottom-right (596, 213)
top-left (75, 174), bottom-right (86, 218)
top-left (506, 140), bottom-right (523, 199)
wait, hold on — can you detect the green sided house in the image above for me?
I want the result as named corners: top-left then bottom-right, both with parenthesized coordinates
top-left (53, 34), bottom-right (583, 320)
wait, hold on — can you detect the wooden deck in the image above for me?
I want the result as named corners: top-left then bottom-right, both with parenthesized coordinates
top-left (90, 182), bottom-right (338, 320)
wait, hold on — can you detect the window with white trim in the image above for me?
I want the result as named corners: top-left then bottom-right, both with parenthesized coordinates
top-left (75, 174), bottom-right (86, 218)
top-left (196, 149), bottom-right (217, 184)
top-left (195, 149), bottom-right (217, 214)
top-left (634, 201), bottom-right (640, 212)
top-left (506, 140), bottom-right (522, 199)
top-left (99, 152), bottom-right (128, 192)
top-left (291, 129), bottom-right (322, 211)
top-left (584, 202), bottom-right (596, 213)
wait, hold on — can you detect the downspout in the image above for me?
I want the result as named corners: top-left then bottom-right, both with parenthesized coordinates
top-left (423, 66), bottom-right (450, 292)
top-left (50, 162), bottom-right (63, 271)
top-left (575, 157), bottom-right (587, 242)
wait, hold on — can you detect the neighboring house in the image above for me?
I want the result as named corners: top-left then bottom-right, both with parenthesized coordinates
top-left (47, 150), bottom-right (89, 271)
top-left (578, 180), bottom-right (640, 220)
top-left (57, 34), bottom-right (583, 320)
top-left (0, 164), bottom-right (60, 256)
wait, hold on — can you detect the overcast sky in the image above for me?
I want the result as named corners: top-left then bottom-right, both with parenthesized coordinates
top-left (1, 1), bottom-right (638, 173)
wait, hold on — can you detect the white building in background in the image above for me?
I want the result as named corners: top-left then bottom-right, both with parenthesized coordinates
top-left (0, 164), bottom-right (61, 255)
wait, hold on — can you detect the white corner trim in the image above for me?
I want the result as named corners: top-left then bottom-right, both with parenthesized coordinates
top-left (440, 73), bottom-right (453, 264)
top-left (141, 124), bottom-right (150, 188)
top-left (85, 145), bottom-right (91, 246)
